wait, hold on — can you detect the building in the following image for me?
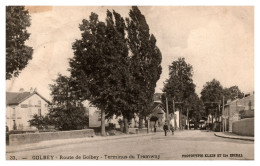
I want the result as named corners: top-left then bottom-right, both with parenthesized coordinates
top-left (148, 102), bottom-right (166, 131)
top-left (222, 93), bottom-right (254, 132)
top-left (6, 88), bottom-right (50, 131)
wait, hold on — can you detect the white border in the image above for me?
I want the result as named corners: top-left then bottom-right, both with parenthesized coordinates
top-left (0, 1), bottom-right (258, 166)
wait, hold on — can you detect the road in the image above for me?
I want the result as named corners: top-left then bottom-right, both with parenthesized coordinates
top-left (6, 130), bottom-right (254, 160)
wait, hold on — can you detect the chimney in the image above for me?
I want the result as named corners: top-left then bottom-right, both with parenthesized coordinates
top-left (19, 88), bottom-right (24, 92)
top-left (30, 87), bottom-right (34, 94)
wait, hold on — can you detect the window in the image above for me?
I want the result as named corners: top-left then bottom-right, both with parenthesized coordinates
top-left (28, 108), bottom-right (32, 118)
top-left (38, 109), bottom-right (41, 116)
top-left (38, 100), bottom-right (41, 106)
top-left (11, 107), bottom-right (16, 118)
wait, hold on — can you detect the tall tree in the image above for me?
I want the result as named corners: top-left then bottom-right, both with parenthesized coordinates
top-left (70, 11), bottom-right (133, 135)
top-left (6, 6), bottom-right (33, 80)
top-left (163, 57), bottom-right (195, 112)
top-left (200, 79), bottom-right (223, 124)
top-left (48, 74), bottom-right (88, 130)
top-left (126, 6), bottom-right (162, 128)
top-left (223, 86), bottom-right (244, 101)
top-left (183, 93), bottom-right (205, 124)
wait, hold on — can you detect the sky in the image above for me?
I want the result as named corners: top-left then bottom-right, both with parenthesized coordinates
top-left (6, 6), bottom-right (254, 100)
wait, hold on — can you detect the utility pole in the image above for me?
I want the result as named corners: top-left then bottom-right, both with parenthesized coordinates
top-left (186, 107), bottom-right (189, 130)
top-left (222, 96), bottom-right (225, 132)
top-left (175, 101), bottom-right (183, 130)
top-left (166, 97), bottom-right (169, 123)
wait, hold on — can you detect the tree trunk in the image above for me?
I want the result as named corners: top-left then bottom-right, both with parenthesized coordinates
top-left (147, 118), bottom-right (150, 133)
top-left (211, 114), bottom-right (214, 130)
top-left (139, 115), bottom-right (143, 129)
top-left (120, 120), bottom-right (124, 132)
top-left (124, 117), bottom-right (129, 134)
top-left (101, 110), bottom-right (106, 136)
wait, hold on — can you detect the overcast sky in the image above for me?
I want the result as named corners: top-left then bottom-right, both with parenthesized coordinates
top-left (6, 6), bottom-right (254, 100)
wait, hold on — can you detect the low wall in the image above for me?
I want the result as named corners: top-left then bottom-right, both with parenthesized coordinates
top-left (232, 118), bottom-right (254, 136)
top-left (9, 129), bottom-right (95, 146)
top-left (128, 128), bottom-right (148, 134)
top-left (137, 128), bottom-right (148, 134)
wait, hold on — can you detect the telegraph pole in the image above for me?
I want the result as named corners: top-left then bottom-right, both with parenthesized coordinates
top-left (166, 97), bottom-right (169, 123)
top-left (222, 96), bottom-right (225, 132)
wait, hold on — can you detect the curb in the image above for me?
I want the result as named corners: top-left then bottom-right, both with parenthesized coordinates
top-left (6, 133), bottom-right (155, 153)
top-left (214, 133), bottom-right (254, 141)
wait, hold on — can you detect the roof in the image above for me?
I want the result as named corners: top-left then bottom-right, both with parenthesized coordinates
top-left (6, 91), bottom-right (50, 105)
top-left (225, 94), bottom-right (254, 107)
top-left (151, 102), bottom-right (165, 112)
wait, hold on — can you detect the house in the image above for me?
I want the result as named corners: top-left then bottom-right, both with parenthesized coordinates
top-left (6, 88), bottom-right (50, 131)
top-left (148, 102), bottom-right (166, 131)
top-left (222, 93), bottom-right (254, 132)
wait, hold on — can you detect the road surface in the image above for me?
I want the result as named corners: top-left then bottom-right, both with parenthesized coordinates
top-left (6, 130), bottom-right (254, 160)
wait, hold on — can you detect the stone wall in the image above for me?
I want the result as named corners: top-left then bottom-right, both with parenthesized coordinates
top-left (232, 118), bottom-right (254, 136)
top-left (9, 129), bottom-right (95, 146)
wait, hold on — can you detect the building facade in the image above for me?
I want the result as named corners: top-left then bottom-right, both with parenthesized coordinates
top-left (222, 94), bottom-right (254, 132)
top-left (6, 88), bottom-right (50, 131)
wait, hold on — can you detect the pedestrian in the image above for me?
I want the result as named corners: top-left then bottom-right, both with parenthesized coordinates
top-left (170, 124), bottom-right (174, 135)
top-left (154, 124), bottom-right (157, 133)
top-left (163, 123), bottom-right (168, 136)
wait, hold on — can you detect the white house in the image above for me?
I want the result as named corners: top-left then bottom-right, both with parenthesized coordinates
top-left (6, 88), bottom-right (50, 131)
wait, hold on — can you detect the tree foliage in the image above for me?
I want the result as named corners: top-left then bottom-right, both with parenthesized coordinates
top-left (6, 6), bottom-right (33, 80)
top-left (183, 93), bottom-right (205, 122)
top-left (70, 10), bottom-right (134, 134)
top-left (126, 6), bottom-right (162, 125)
top-left (200, 79), bottom-right (223, 118)
top-left (69, 7), bottom-right (162, 133)
top-left (126, 6), bottom-right (162, 123)
top-left (223, 86), bottom-right (244, 101)
top-left (163, 58), bottom-right (195, 110)
top-left (48, 74), bottom-right (88, 131)
top-left (28, 114), bottom-right (51, 130)
top-left (200, 79), bottom-right (223, 103)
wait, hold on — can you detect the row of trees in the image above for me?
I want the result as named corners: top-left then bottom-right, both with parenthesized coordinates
top-left (29, 7), bottom-right (162, 135)
top-left (162, 57), bottom-right (245, 127)
top-left (201, 79), bottom-right (244, 124)
top-left (69, 7), bottom-right (162, 135)
top-left (8, 6), bottom-right (245, 132)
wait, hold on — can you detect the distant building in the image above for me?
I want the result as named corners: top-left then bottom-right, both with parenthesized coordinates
top-left (153, 93), bottom-right (163, 103)
top-left (6, 88), bottom-right (50, 131)
top-left (222, 93), bottom-right (254, 132)
top-left (148, 102), bottom-right (166, 131)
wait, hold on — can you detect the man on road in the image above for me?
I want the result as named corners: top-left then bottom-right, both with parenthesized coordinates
top-left (163, 123), bottom-right (168, 136)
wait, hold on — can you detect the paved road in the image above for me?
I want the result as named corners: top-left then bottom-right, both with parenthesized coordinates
top-left (6, 130), bottom-right (254, 160)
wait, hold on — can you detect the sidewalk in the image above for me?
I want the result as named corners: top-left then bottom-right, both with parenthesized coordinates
top-left (214, 132), bottom-right (254, 141)
top-left (6, 133), bottom-right (155, 153)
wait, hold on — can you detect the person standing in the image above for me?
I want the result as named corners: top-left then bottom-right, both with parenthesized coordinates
top-left (163, 123), bottom-right (168, 136)
top-left (170, 124), bottom-right (174, 135)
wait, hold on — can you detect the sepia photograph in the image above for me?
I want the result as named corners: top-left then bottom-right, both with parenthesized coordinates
top-left (5, 5), bottom-right (254, 161)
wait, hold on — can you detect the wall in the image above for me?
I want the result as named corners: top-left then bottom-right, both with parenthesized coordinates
top-left (88, 105), bottom-right (121, 128)
top-left (232, 118), bottom-right (254, 136)
top-left (9, 129), bottom-right (95, 146)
